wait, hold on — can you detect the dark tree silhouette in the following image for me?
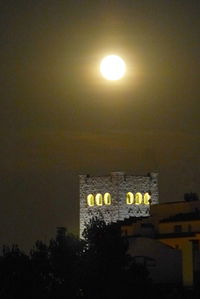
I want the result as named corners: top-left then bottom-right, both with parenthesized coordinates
top-left (81, 217), bottom-right (151, 299)
top-left (47, 229), bottom-right (82, 299)
top-left (30, 240), bottom-right (51, 298)
top-left (0, 245), bottom-right (32, 299)
top-left (0, 221), bottom-right (152, 299)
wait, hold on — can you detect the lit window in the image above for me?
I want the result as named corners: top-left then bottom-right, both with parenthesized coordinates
top-left (95, 193), bottom-right (103, 206)
top-left (104, 193), bottom-right (111, 205)
top-left (144, 193), bottom-right (151, 205)
top-left (135, 192), bottom-right (142, 205)
top-left (126, 192), bottom-right (134, 205)
top-left (87, 194), bottom-right (94, 206)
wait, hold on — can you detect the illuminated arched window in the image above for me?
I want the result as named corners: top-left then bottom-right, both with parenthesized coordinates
top-left (135, 192), bottom-right (142, 205)
top-left (95, 193), bottom-right (103, 206)
top-left (104, 193), bottom-right (111, 205)
top-left (126, 192), bottom-right (134, 205)
top-left (87, 194), bottom-right (94, 206)
top-left (144, 192), bottom-right (151, 205)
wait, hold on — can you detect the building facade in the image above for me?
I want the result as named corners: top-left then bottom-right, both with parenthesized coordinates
top-left (79, 171), bottom-right (159, 236)
top-left (121, 199), bottom-right (200, 287)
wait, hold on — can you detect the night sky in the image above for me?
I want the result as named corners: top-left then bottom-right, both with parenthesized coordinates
top-left (0, 0), bottom-right (200, 250)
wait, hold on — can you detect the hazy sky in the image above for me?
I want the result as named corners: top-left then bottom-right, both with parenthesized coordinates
top-left (0, 0), bottom-right (200, 250)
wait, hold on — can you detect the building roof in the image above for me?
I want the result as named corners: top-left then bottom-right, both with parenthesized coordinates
top-left (157, 232), bottom-right (196, 239)
top-left (160, 211), bottom-right (200, 223)
top-left (119, 216), bottom-right (150, 226)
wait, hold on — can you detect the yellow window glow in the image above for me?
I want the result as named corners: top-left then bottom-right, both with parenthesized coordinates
top-left (144, 193), bottom-right (151, 205)
top-left (135, 192), bottom-right (142, 205)
top-left (95, 193), bottom-right (103, 206)
top-left (87, 194), bottom-right (94, 206)
top-left (126, 192), bottom-right (134, 205)
top-left (104, 193), bottom-right (111, 205)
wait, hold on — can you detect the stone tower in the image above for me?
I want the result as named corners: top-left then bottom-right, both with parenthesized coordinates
top-left (79, 171), bottom-right (159, 237)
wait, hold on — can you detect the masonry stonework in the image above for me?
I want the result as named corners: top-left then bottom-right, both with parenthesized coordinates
top-left (79, 171), bottom-right (159, 236)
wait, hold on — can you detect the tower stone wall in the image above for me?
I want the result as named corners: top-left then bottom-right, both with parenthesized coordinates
top-left (80, 171), bottom-right (159, 236)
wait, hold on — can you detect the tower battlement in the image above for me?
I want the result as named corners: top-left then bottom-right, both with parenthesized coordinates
top-left (79, 172), bottom-right (159, 236)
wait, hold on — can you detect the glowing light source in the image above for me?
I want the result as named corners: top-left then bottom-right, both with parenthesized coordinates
top-left (100, 55), bottom-right (126, 80)
top-left (87, 194), bottom-right (94, 206)
top-left (104, 193), bottom-right (111, 205)
top-left (95, 193), bottom-right (103, 206)
top-left (135, 192), bottom-right (143, 205)
top-left (126, 192), bottom-right (134, 205)
top-left (86, 192), bottom-right (151, 206)
top-left (144, 193), bottom-right (151, 205)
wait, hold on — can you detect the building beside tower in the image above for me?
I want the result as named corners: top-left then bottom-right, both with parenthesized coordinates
top-left (121, 199), bottom-right (200, 288)
top-left (79, 171), bottom-right (200, 288)
top-left (79, 171), bottom-right (159, 236)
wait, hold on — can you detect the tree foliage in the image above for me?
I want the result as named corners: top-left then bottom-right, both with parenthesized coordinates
top-left (0, 219), bottom-right (151, 299)
top-left (81, 217), bottom-right (151, 299)
top-left (0, 245), bottom-right (32, 299)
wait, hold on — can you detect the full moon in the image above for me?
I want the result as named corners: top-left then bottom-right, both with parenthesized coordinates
top-left (100, 55), bottom-right (126, 81)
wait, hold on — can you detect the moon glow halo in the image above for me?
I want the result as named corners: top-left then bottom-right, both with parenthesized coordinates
top-left (100, 55), bottom-right (126, 81)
